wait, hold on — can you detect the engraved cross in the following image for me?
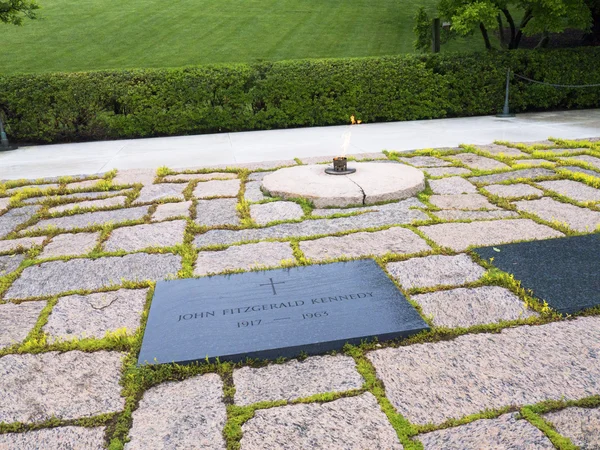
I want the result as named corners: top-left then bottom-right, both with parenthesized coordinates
top-left (260, 278), bottom-right (285, 295)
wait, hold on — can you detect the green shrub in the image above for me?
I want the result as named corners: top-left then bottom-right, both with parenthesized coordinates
top-left (1, 48), bottom-right (599, 144)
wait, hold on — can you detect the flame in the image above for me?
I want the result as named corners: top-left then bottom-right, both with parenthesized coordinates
top-left (341, 115), bottom-right (361, 157)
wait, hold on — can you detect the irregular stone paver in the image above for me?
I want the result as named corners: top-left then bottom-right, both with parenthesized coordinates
top-left (44, 289), bottom-right (148, 342)
top-left (429, 177), bottom-right (477, 194)
top-left (0, 206), bottom-right (39, 238)
top-left (484, 183), bottom-right (544, 198)
top-left (0, 426), bottom-right (105, 449)
top-left (0, 301), bottom-right (45, 349)
top-left (0, 253), bottom-right (25, 276)
top-left (112, 168), bottom-right (156, 185)
top-left (399, 156), bottom-right (451, 167)
top-left (387, 254), bottom-right (485, 289)
top-left (67, 179), bottom-right (104, 189)
top-left (430, 194), bottom-right (499, 210)
top-left (240, 393), bottom-right (402, 450)
top-left (164, 172), bottom-right (237, 182)
top-left (244, 181), bottom-right (269, 202)
top-left (476, 144), bottom-right (528, 157)
top-left (248, 171), bottom-right (270, 181)
top-left (194, 199), bottom-right (427, 247)
top-left (194, 241), bottom-right (293, 276)
top-left (469, 168), bottom-right (555, 184)
top-left (433, 210), bottom-right (518, 221)
top-left (367, 317), bottom-right (600, 425)
top-left (0, 197), bottom-right (9, 211)
top-left (250, 201), bottom-right (304, 225)
top-left (0, 236), bottom-right (45, 253)
top-left (39, 232), bottom-right (100, 258)
top-left (514, 158), bottom-right (553, 166)
top-left (7, 183), bottom-right (60, 195)
top-left (350, 152), bottom-right (389, 161)
top-left (416, 413), bottom-right (554, 449)
top-left (544, 407), bottom-right (600, 449)
top-left (135, 183), bottom-right (186, 203)
top-left (311, 206), bottom-right (377, 217)
top-left (234, 355), bottom-right (363, 406)
top-left (560, 165), bottom-right (600, 178)
top-left (195, 198), bottom-right (240, 227)
top-left (412, 286), bottom-right (537, 328)
top-left (49, 196), bottom-right (127, 214)
top-left (424, 167), bottom-right (471, 177)
top-left (104, 220), bottom-right (186, 252)
top-left (5, 253), bottom-right (181, 299)
top-left (300, 227), bottom-right (430, 261)
top-left (152, 201), bottom-right (192, 221)
top-left (193, 179), bottom-right (241, 198)
top-left (451, 153), bottom-right (509, 170)
top-left (23, 190), bottom-right (131, 204)
top-left (126, 373), bottom-right (225, 450)
top-left (539, 148), bottom-right (590, 155)
top-left (419, 219), bottom-right (563, 251)
top-left (514, 197), bottom-right (600, 232)
top-left (0, 351), bottom-right (124, 423)
top-left (537, 179), bottom-right (600, 202)
top-left (28, 206), bottom-right (148, 232)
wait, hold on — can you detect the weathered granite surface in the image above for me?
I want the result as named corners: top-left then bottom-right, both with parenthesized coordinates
top-left (28, 206), bottom-right (149, 232)
top-left (560, 166), bottom-right (600, 178)
top-left (104, 220), bottom-right (187, 252)
top-left (0, 426), bottom-right (106, 450)
top-left (429, 177), bottom-right (477, 194)
top-left (0, 253), bottom-right (25, 276)
top-left (433, 210), bottom-right (518, 221)
top-left (0, 206), bottom-right (39, 238)
top-left (0, 301), bottom-right (45, 349)
top-left (250, 201), bottom-right (304, 225)
top-left (49, 196), bottom-right (127, 214)
top-left (424, 167), bottom-right (471, 177)
top-left (0, 236), bottom-right (46, 253)
top-left (244, 181), bottom-right (270, 202)
top-left (40, 232), bottom-right (100, 258)
top-left (152, 201), bottom-right (192, 221)
top-left (469, 168), bottom-right (555, 184)
top-left (559, 155), bottom-right (600, 170)
top-left (451, 153), bottom-right (509, 170)
top-left (399, 156), bottom-right (451, 167)
top-left (112, 168), bottom-right (156, 185)
top-left (193, 179), bottom-right (241, 198)
top-left (537, 179), bottom-right (600, 202)
top-left (195, 198), bottom-right (240, 227)
top-left (484, 183), bottom-right (543, 198)
top-left (164, 172), bottom-right (237, 182)
top-left (476, 144), bottom-right (528, 157)
top-left (544, 407), bottom-right (600, 449)
top-left (514, 197), bottom-right (600, 232)
top-left (135, 183), bottom-right (186, 203)
top-left (429, 194), bottom-right (499, 210)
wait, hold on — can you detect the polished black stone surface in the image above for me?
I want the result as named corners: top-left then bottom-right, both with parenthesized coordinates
top-left (475, 234), bottom-right (600, 314)
top-left (138, 259), bottom-right (429, 365)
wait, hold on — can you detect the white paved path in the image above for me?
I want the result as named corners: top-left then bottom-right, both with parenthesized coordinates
top-left (1, 109), bottom-right (599, 180)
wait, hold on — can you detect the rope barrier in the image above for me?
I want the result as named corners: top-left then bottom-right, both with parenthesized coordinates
top-left (513, 73), bottom-right (600, 88)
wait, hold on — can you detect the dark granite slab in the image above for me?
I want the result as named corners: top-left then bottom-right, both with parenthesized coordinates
top-left (138, 259), bottom-right (429, 365)
top-left (474, 234), bottom-right (600, 314)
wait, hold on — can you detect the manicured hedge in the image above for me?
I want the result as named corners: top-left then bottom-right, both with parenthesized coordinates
top-left (1, 48), bottom-right (599, 144)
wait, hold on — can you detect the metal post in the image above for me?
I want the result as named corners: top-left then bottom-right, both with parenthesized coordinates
top-left (432, 18), bottom-right (441, 53)
top-left (496, 69), bottom-right (515, 118)
top-left (0, 117), bottom-right (17, 151)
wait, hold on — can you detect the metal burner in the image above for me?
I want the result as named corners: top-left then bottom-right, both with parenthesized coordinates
top-left (325, 157), bottom-right (356, 175)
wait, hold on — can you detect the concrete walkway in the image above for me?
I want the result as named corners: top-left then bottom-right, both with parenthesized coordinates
top-left (1, 109), bottom-right (599, 180)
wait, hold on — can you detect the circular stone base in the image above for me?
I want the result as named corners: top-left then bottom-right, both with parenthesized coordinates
top-left (324, 167), bottom-right (357, 175)
top-left (262, 162), bottom-right (425, 208)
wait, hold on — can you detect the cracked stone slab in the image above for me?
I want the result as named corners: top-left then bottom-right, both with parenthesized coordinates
top-left (429, 177), bottom-right (477, 194)
top-left (234, 355), bottom-right (363, 406)
top-left (537, 179), bottom-right (600, 202)
top-left (152, 201), bottom-right (192, 221)
top-left (194, 241), bottom-right (293, 276)
top-left (387, 254), bottom-right (485, 289)
top-left (367, 317), bottom-right (600, 425)
top-left (0, 253), bottom-right (25, 276)
top-left (475, 144), bottom-right (528, 157)
top-left (424, 167), bottom-right (471, 177)
top-left (195, 198), bottom-right (240, 227)
top-left (412, 286), bottom-right (537, 328)
top-left (0, 301), bottom-right (46, 349)
top-left (250, 201), bottom-right (304, 225)
top-left (48, 196), bottom-right (127, 214)
top-left (450, 153), bottom-right (510, 170)
top-left (559, 165), bottom-right (600, 178)
top-left (44, 289), bottom-right (148, 342)
top-left (194, 199), bottom-right (427, 247)
top-left (28, 206), bottom-right (149, 232)
top-left (399, 156), bottom-right (451, 167)
top-left (104, 220), bottom-right (186, 252)
top-left (484, 183), bottom-right (544, 198)
top-left (164, 172), bottom-right (237, 182)
top-left (0, 351), bottom-right (124, 423)
top-left (0, 426), bottom-right (105, 449)
top-left (0, 236), bottom-right (45, 253)
top-left (416, 413), bottom-right (554, 449)
top-left (0, 206), bottom-right (40, 238)
top-left (514, 197), bottom-right (600, 232)
top-left (126, 373), bottom-right (226, 450)
top-left (112, 169), bottom-right (156, 185)
top-left (300, 227), bottom-right (430, 261)
top-left (419, 219), bottom-right (563, 251)
top-left (469, 168), bottom-right (555, 184)
top-left (135, 183), bottom-right (186, 204)
top-left (193, 179), bottom-right (241, 198)
top-left (514, 158), bottom-right (553, 166)
top-left (5, 253), bottom-right (181, 299)
top-left (244, 181), bottom-right (270, 202)
top-left (39, 232), bottom-right (100, 259)
top-left (543, 407), bottom-right (600, 449)
top-left (240, 393), bottom-right (402, 449)
top-left (433, 210), bottom-right (518, 221)
top-left (429, 194), bottom-right (499, 210)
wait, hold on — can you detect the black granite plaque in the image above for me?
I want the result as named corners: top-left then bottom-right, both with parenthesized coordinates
top-left (138, 259), bottom-right (429, 365)
top-left (474, 234), bottom-right (600, 314)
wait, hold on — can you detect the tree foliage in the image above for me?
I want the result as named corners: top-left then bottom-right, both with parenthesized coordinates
top-left (413, 7), bottom-right (433, 52)
top-left (0, 0), bottom-right (39, 25)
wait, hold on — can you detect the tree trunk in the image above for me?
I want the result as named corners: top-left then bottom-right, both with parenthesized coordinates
top-left (501, 9), bottom-right (517, 48)
top-left (514, 9), bottom-right (533, 49)
top-left (497, 14), bottom-right (507, 48)
top-left (480, 22), bottom-right (492, 49)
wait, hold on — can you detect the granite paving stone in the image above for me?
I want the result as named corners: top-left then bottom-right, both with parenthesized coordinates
top-left (7, 183), bottom-right (60, 195)
top-left (112, 168), bottom-right (156, 185)
top-left (0, 426), bottom-right (105, 450)
top-left (349, 152), bottom-right (389, 161)
top-left (0, 301), bottom-right (45, 349)
top-left (194, 241), bottom-right (293, 276)
top-left (430, 194), bottom-right (499, 210)
top-left (484, 183), bottom-right (544, 198)
top-left (193, 179), bottom-right (241, 198)
top-left (537, 179), bottom-right (600, 202)
top-left (234, 355), bottom-right (363, 405)
top-left (164, 172), bottom-right (238, 182)
top-left (0, 206), bottom-right (39, 238)
top-left (240, 393), bottom-right (402, 450)
top-left (469, 168), bottom-right (555, 184)
top-left (311, 206), bottom-right (377, 217)
top-left (67, 179), bottom-right (104, 190)
top-left (44, 289), bottom-right (148, 342)
top-left (23, 190), bottom-right (131, 204)
top-left (399, 156), bottom-right (451, 167)
top-left (104, 220), bottom-right (186, 252)
top-left (0, 351), bottom-right (124, 423)
top-left (49, 196), bottom-right (127, 214)
top-left (195, 198), bottom-right (240, 227)
top-left (244, 181), bottom-right (270, 202)
top-left (559, 165), bottom-right (600, 178)
top-left (412, 286), bottom-right (537, 328)
top-left (5, 253), bottom-right (181, 299)
top-left (367, 317), bottom-right (600, 425)
top-left (386, 254), bottom-right (485, 289)
top-left (126, 373), bottom-right (226, 450)
top-left (152, 201), bottom-right (192, 221)
top-left (27, 206), bottom-right (149, 232)
top-left (514, 197), bottom-right (600, 232)
top-left (0, 253), bottom-right (25, 276)
top-left (135, 183), bottom-right (186, 203)
top-left (544, 407), bottom-right (600, 449)
top-left (451, 153), bottom-right (510, 170)
top-left (39, 232), bottom-right (100, 259)
top-left (0, 197), bottom-right (9, 211)
top-left (433, 210), bottom-right (519, 221)
top-left (419, 219), bottom-right (563, 251)
top-left (538, 147), bottom-right (590, 155)
top-left (476, 144), bottom-right (528, 157)
top-left (424, 167), bottom-right (471, 177)
top-left (429, 177), bottom-right (477, 194)
top-left (416, 413), bottom-right (554, 449)
top-left (250, 201), bottom-right (304, 225)
top-left (0, 236), bottom-right (45, 253)
top-left (248, 171), bottom-right (271, 181)
top-left (514, 158), bottom-right (553, 166)
top-left (300, 227), bottom-right (430, 261)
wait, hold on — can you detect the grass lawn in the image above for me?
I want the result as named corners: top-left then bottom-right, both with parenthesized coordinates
top-left (0, 0), bottom-right (480, 75)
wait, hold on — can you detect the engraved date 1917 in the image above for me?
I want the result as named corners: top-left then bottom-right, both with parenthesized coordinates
top-left (237, 320), bottom-right (262, 328)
